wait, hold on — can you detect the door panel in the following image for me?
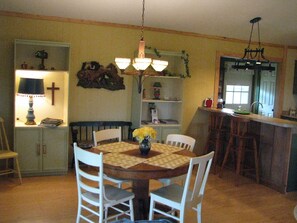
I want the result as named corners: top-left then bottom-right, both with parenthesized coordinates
top-left (259, 71), bottom-right (276, 117)
top-left (15, 128), bottom-right (42, 173)
top-left (42, 128), bottom-right (68, 172)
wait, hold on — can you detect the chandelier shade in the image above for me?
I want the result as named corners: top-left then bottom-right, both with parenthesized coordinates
top-left (114, 58), bottom-right (131, 70)
top-left (115, 0), bottom-right (168, 93)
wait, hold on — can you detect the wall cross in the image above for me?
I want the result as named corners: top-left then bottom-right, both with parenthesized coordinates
top-left (46, 82), bottom-right (60, 105)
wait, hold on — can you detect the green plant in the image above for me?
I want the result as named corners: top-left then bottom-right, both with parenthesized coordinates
top-left (145, 46), bottom-right (190, 78)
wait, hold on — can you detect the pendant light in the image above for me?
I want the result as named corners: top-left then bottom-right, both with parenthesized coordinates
top-left (115, 0), bottom-right (168, 93)
top-left (232, 17), bottom-right (275, 71)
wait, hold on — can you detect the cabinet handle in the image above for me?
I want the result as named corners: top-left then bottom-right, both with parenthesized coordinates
top-left (36, 144), bottom-right (41, 156)
top-left (43, 145), bottom-right (47, 154)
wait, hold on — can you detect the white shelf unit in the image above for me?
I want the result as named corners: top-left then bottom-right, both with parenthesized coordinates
top-left (14, 39), bottom-right (70, 176)
top-left (131, 76), bottom-right (184, 143)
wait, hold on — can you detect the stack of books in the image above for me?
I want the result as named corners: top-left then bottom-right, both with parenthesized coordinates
top-left (39, 118), bottom-right (63, 127)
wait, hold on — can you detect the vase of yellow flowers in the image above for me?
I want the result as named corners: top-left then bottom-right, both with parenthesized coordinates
top-left (133, 126), bottom-right (157, 155)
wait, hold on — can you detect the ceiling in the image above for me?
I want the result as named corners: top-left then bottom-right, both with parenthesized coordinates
top-left (1, 0), bottom-right (297, 47)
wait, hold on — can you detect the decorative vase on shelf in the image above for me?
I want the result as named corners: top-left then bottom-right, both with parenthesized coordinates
top-left (139, 137), bottom-right (151, 155)
top-left (153, 82), bottom-right (162, 100)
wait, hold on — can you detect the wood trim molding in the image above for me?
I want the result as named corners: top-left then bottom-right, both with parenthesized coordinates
top-left (0, 10), bottom-right (293, 49)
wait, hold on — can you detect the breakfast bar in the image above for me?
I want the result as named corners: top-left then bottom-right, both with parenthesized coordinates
top-left (199, 107), bottom-right (297, 193)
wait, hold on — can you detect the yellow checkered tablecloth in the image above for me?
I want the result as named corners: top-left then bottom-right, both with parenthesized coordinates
top-left (151, 143), bottom-right (184, 153)
top-left (94, 141), bottom-right (138, 153)
top-left (94, 142), bottom-right (191, 169)
top-left (103, 153), bottom-right (146, 169)
top-left (144, 153), bottom-right (191, 169)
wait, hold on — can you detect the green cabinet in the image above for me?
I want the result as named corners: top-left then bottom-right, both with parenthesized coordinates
top-left (14, 39), bottom-right (70, 176)
top-left (15, 127), bottom-right (68, 175)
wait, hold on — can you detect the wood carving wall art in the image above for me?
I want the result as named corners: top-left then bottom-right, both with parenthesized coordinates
top-left (76, 61), bottom-right (125, 91)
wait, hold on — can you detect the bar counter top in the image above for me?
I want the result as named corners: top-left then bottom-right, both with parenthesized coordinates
top-left (199, 107), bottom-right (297, 129)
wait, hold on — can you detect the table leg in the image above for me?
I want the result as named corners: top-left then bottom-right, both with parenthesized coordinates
top-left (132, 179), bottom-right (149, 220)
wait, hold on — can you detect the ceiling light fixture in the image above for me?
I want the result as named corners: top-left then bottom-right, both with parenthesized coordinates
top-left (232, 17), bottom-right (275, 71)
top-left (115, 0), bottom-right (168, 94)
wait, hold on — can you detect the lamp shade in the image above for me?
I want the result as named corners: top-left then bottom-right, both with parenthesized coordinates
top-left (151, 60), bottom-right (168, 72)
top-left (132, 58), bottom-right (152, 71)
top-left (17, 78), bottom-right (45, 96)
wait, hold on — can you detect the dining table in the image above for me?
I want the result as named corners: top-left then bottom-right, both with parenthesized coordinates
top-left (91, 141), bottom-right (196, 220)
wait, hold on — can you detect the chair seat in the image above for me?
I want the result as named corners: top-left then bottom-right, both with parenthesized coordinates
top-left (151, 184), bottom-right (192, 205)
top-left (82, 184), bottom-right (134, 206)
top-left (158, 174), bottom-right (187, 186)
top-left (104, 174), bottom-right (131, 185)
top-left (76, 141), bottom-right (93, 149)
top-left (104, 185), bottom-right (135, 203)
top-left (0, 150), bottom-right (18, 159)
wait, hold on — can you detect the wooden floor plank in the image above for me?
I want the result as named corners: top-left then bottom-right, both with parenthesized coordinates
top-left (0, 169), bottom-right (296, 223)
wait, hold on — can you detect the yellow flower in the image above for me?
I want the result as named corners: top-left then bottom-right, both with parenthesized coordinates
top-left (133, 126), bottom-right (157, 143)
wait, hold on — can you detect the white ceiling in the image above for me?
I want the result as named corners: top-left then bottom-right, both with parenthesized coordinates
top-left (1, 0), bottom-right (297, 46)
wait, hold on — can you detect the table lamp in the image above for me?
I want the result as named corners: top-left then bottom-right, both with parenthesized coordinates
top-left (17, 77), bottom-right (44, 125)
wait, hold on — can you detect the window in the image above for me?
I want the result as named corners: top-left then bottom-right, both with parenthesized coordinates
top-left (225, 85), bottom-right (249, 104)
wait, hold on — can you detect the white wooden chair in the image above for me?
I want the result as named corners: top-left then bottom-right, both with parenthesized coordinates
top-left (149, 151), bottom-right (214, 223)
top-left (0, 117), bottom-right (22, 184)
top-left (158, 134), bottom-right (196, 186)
top-left (93, 127), bottom-right (131, 188)
top-left (74, 143), bottom-right (135, 223)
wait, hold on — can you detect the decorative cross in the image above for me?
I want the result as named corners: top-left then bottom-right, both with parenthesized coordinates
top-left (46, 82), bottom-right (60, 105)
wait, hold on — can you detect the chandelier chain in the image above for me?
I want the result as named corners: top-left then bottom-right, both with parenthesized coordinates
top-left (141, 0), bottom-right (145, 40)
top-left (257, 22), bottom-right (261, 49)
top-left (247, 22), bottom-right (254, 49)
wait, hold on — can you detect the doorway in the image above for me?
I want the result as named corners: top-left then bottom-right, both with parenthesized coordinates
top-left (219, 57), bottom-right (277, 115)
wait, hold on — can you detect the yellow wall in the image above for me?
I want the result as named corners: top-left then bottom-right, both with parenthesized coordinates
top-left (1, 14), bottom-right (295, 153)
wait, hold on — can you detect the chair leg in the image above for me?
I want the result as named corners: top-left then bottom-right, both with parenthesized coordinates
top-left (105, 207), bottom-right (108, 223)
top-left (253, 138), bottom-right (260, 183)
top-left (129, 199), bottom-right (134, 221)
top-left (149, 198), bottom-right (155, 220)
top-left (15, 157), bottom-right (22, 184)
top-left (76, 203), bottom-right (81, 223)
top-left (180, 208), bottom-right (185, 223)
top-left (213, 134), bottom-right (221, 174)
top-left (196, 203), bottom-right (202, 223)
top-left (219, 136), bottom-right (232, 178)
top-left (235, 139), bottom-right (244, 186)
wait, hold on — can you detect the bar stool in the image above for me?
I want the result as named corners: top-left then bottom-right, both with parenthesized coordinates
top-left (219, 115), bottom-right (260, 186)
top-left (204, 112), bottom-right (227, 174)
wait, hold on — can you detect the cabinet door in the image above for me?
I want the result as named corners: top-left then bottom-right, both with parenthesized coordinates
top-left (15, 128), bottom-right (42, 174)
top-left (42, 128), bottom-right (68, 173)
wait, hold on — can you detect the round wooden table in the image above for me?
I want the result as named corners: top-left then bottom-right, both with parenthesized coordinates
top-left (93, 147), bottom-right (196, 220)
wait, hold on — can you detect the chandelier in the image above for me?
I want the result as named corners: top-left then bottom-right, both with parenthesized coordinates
top-left (232, 17), bottom-right (275, 71)
top-left (115, 0), bottom-right (168, 94)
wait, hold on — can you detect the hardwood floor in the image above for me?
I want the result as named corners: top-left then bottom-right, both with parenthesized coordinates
top-left (0, 169), bottom-right (296, 223)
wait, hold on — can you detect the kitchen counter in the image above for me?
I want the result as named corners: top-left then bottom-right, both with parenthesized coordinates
top-left (199, 107), bottom-right (297, 128)
top-left (198, 106), bottom-right (297, 193)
